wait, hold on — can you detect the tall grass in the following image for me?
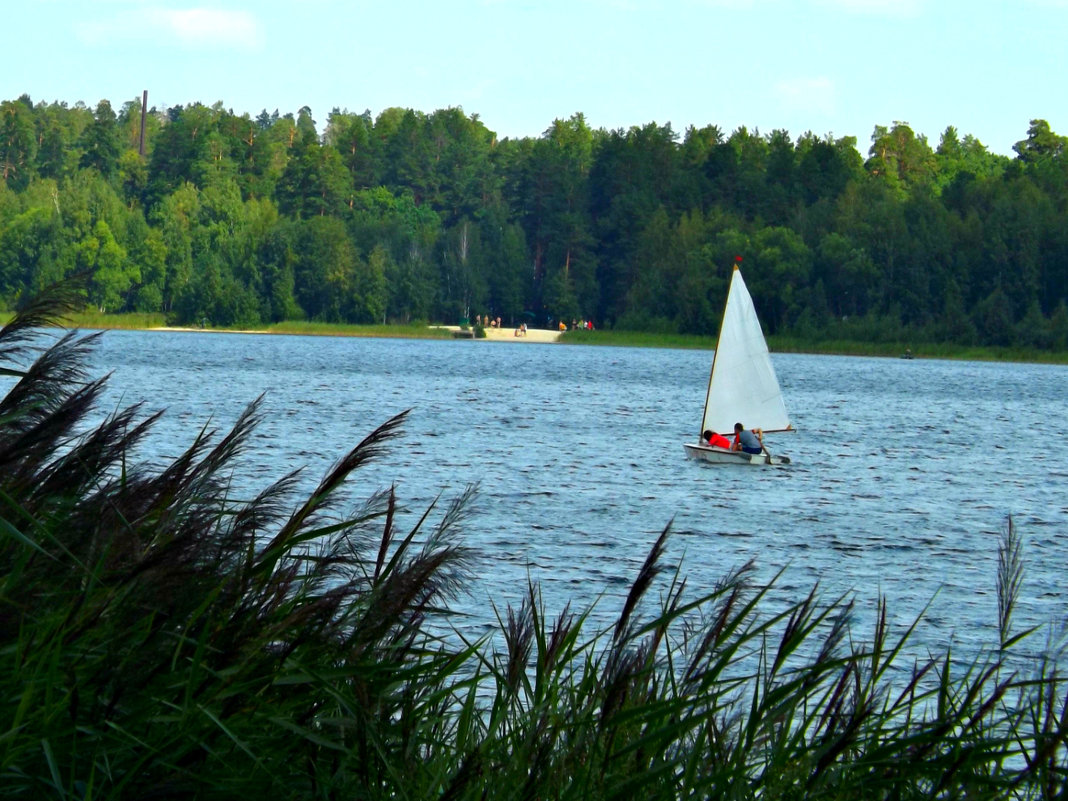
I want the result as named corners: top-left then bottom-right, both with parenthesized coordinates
top-left (767, 335), bottom-right (1068, 365)
top-left (260, 320), bottom-right (454, 339)
top-left (59, 309), bottom-right (169, 330)
top-left (564, 328), bottom-right (1068, 364)
top-left (2, 281), bottom-right (1066, 798)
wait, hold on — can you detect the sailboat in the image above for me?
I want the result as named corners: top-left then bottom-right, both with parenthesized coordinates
top-left (683, 261), bottom-right (793, 465)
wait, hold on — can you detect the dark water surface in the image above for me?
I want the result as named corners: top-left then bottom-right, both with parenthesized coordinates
top-left (84, 330), bottom-right (1068, 658)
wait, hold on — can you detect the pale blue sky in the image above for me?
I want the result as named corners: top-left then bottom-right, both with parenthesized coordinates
top-left (6, 0), bottom-right (1067, 156)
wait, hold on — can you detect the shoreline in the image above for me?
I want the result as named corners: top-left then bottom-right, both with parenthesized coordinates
top-left (46, 318), bottom-right (1068, 364)
top-left (145, 323), bottom-right (563, 343)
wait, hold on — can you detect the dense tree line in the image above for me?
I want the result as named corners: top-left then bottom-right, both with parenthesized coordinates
top-left (2, 93), bottom-right (1067, 347)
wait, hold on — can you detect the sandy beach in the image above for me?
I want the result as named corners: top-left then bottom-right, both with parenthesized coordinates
top-left (435, 325), bottom-right (563, 343)
top-left (148, 324), bottom-right (562, 342)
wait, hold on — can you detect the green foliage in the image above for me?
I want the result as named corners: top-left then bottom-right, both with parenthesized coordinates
top-left (1, 95), bottom-right (1068, 350)
top-left (2, 285), bottom-right (1067, 797)
top-left (78, 100), bottom-right (122, 181)
top-left (0, 205), bottom-right (67, 305)
top-left (356, 243), bottom-right (390, 324)
top-left (78, 219), bottom-right (137, 311)
top-left (0, 99), bottom-right (37, 191)
top-left (1014, 119), bottom-right (1068, 163)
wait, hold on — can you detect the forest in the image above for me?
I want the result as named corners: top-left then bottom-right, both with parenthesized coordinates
top-left (1, 93), bottom-right (1067, 349)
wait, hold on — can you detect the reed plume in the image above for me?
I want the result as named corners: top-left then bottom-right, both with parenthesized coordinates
top-left (1, 279), bottom-right (1065, 798)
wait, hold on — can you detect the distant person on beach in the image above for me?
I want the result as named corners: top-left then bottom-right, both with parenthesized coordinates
top-left (703, 429), bottom-right (731, 449)
top-left (732, 423), bottom-right (764, 454)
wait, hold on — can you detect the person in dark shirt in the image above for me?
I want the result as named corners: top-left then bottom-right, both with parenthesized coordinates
top-left (732, 422), bottom-right (764, 455)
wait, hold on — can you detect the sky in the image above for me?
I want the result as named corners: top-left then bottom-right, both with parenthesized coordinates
top-left (5, 0), bottom-right (1067, 157)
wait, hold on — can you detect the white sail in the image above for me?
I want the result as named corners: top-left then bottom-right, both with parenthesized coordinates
top-left (699, 267), bottom-right (791, 436)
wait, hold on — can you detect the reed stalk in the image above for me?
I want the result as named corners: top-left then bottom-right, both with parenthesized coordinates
top-left (1, 279), bottom-right (1065, 799)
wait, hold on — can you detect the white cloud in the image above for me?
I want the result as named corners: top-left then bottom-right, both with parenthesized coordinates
top-left (774, 76), bottom-right (835, 116)
top-left (77, 6), bottom-right (264, 50)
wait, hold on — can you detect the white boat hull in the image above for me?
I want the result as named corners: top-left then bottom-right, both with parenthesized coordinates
top-left (683, 442), bottom-right (790, 466)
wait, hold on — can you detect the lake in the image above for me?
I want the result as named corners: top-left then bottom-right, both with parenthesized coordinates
top-left (80, 329), bottom-right (1068, 661)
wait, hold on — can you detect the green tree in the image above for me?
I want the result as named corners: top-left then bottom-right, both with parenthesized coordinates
top-left (151, 182), bottom-right (200, 313)
top-left (934, 126), bottom-right (1004, 195)
top-left (1013, 119), bottom-right (1066, 163)
top-left (675, 124), bottom-right (722, 208)
top-left (34, 103), bottom-right (79, 181)
top-left (58, 168), bottom-right (131, 258)
top-left (972, 285), bottom-right (1014, 345)
top-left (76, 220), bottom-right (136, 311)
top-left (1048, 300), bottom-right (1068, 348)
top-left (866, 122), bottom-right (936, 197)
top-left (126, 214), bottom-right (167, 312)
top-left (257, 221), bottom-right (303, 322)
top-left (796, 133), bottom-right (862, 206)
top-left (705, 126), bottom-right (768, 218)
top-left (815, 232), bottom-right (877, 318)
top-left (324, 109), bottom-right (378, 189)
top-left (276, 133), bottom-right (351, 218)
top-left (897, 192), bottom-right (950, 325)
top-left (0, 99), bottom-right (37, 191)
top-left (349, 187), bottom-right (440, 323)
top-left (354, 244), bottom-right (390, 323)
top-left (240, 113), bottom-right (293, 199)
top-left (380, 108), bottom-right (435, 205)
top-left (192, 129), bottom-right (239, 191)
top-left (291, 215), bottom-right (356, 321)
top-left (621, 207), bottom-right (676, 330)
top-left (438, 218), bottom-right (487, 322)
top-left (980, 177), bottom-right (1048, 320)
top-left (425, 107), bottom-right (499, 225)
top-left (518, 114), bottom-right (595, 319)
top-left (933, 277), bottom-right (978, 344)
top-left (0, 205), bottom-right (68, 305)
top-left (763, 129), bottom-right (798, 224)
top-left (748, 225), bottom-right (812, 333)
top-left (834, 178), bottom-right (908, 319)
top-left (596, 121), bottom-right (683, 322)
top-left (478, 209), bottom-right (528, 325)
top-left (1014, 300), bottom-right (1051, 349)
top-left (145, 104), bottom-right (219, 208)
top-left (119, 150), bottom-right (149, 207)
top-left (79, 100), bottom-right (123, 181)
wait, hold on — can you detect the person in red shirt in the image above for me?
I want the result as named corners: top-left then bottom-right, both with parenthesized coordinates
top-left (702, 429), bottom-right (731, 449)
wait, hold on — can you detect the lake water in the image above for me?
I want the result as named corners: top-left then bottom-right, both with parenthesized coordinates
top-left (79, 330), bottom-right (1068, 661)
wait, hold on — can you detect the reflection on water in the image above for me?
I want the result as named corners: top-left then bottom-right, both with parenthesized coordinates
top-left (82, 330), bottom-right (1068, 659)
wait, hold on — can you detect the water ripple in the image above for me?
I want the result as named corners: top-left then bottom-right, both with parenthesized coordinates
top-left (83, 331), bottom-right (1068, 664)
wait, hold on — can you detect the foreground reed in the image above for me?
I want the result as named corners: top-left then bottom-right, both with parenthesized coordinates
top-left (1, 282), bottom-right (1065, 799)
